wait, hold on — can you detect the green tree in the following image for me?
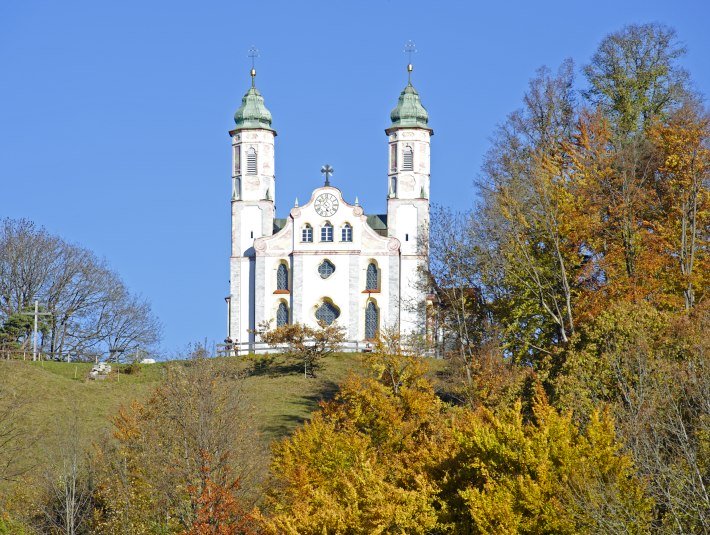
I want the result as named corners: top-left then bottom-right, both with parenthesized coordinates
top-left (475, 60), bottom-right (582, 366)
top-left (583, 23), bottom-right (689, 135)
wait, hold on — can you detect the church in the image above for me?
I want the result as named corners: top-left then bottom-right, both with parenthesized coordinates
top-left (226, 61), bottom-right (432, 352)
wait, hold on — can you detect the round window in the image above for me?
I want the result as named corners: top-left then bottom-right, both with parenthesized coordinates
top-left (318, 259), bottom-right (335, 279)
top-left (315, 301), bottom-right (340, 325)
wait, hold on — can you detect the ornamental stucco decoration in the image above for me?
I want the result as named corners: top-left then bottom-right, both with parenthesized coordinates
top-left (352, 206), bottom-right (364, 217)
top-left (254, 238), bottom-right (267, 252)
top-left (388, 237), bottom-right (401, 252)
top-left (290, 207), bottom-right (302, 218)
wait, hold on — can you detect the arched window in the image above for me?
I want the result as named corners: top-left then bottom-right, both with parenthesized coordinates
top-left (302, 224), bottom-right (313, 243)
top-left (390, 144), bottom-right (397, 172)
top-left (365, 301), bottom-right (379, 339)
top-left (321, 221), bottom-right (333, 242)
top-left (402, 145), bottom-right (414, 171)
top-left (234, 146), bottom-right (241, 175)
top-left (366, 262), bottom-right (379, 291)
top-left (341, 223), bottom-right (352, 242)
top-left (276, 263), bottom-right (289, 291)
top-left (246, 147), bottom-right (257, 175)
top-left (276, 301), bottom-right (289, 327)
top-left (315, 300), bottom-right (340, 325)
top-left (318, 259), bottom-right (335, 279)
top-left (390, 176), bottom-right (397, 197)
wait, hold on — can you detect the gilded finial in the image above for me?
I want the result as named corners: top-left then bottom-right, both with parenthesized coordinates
top-left (248, 46), bottom-right (259, 87)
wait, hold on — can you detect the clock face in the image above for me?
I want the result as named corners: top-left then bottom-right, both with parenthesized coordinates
top-left (314, 193), bottom-right (339, 217)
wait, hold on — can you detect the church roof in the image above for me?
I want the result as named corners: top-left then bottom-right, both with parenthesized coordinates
top-left (388, 82), bottom-right (430, 131)
top-left (366, 214), bottom-right (388, 236)
top-left (273, 218), bottom-right (287, 233)
top-left (234, 84), bottom-right (274, 132)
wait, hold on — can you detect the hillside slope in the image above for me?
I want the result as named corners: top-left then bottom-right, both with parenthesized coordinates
top-left (0, 353), bottom-right (367, 502)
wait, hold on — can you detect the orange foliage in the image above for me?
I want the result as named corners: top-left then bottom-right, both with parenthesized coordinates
top-left (184, 452), bottom-right (256, 535)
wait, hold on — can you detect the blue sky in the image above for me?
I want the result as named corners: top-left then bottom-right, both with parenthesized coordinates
top-left (1, 0), bottom-right (708, 354)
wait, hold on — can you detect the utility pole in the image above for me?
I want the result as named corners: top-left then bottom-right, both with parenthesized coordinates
top-left (19, 301), bottom-right (52, 361)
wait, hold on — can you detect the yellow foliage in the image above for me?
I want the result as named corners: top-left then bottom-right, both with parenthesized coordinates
top-left (261, 375), bottom-right (452, 534)
top-left (262, 366), bottom-right (653, 533)
top-left (455, 393), bottom-right (653, 534)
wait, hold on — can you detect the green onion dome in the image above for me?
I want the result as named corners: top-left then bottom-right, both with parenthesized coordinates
top-left (234, 85), bottom-right (274, 131)
top-left (389, 82), bottom-right (429, 130)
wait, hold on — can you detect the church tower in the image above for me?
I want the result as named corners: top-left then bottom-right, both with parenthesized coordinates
top-left (386, 62), bottom-right (432, 334)
top-left (228, 66), bottom-right (276, 348)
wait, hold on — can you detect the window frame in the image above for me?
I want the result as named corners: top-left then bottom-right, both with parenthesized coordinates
top-left (302, 224), bottom-right (313, 243)
top-left (365, 262), bottom-right (379, 291)
top-left (341, 223), bottom-right (353, 242)
top-left (321, 221), bottom-right (334, 242)
top-left (318, 259), bottom-right (336, 279)
top-left (276, 263), bottom-right (289, 291)
top-left (315, 300), bottom-right (340, 325)
top-left (276, 301), bottom-right (289, 327)
top-left (365, 301), bottom-right (379, 340)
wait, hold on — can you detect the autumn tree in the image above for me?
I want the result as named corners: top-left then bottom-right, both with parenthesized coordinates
top-left (35, 415), bottom-right (94, 535)
top-left (447, 392), bottom-right (653, 533)
top-left (569, 23), bottom-right (696, 306)
top-left (261, 355), bottom-right (451, 534)
top-left (363, 327), bottom-right (429, 395)
top-left (427, 205), bottom-right (493, 402)
top-left (262, 345), bottom-right (653, 533)
top-left (91, 349), bottom-right (259, 533)
top-left (470, 60), bottom-right (583, 366)
top-left (258, 321), bottom-right (345, 378)
top-left (555, 301), bottom-right (710, 532)
top-left (648, 102), bottom-right (709, 310)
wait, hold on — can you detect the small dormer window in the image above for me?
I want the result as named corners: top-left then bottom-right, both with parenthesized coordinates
top-left (246, 147), bottom-right (257, 175)
top-left (341, 223), bottom-right (352, 242)
top-left (402, 145), bottom-right (414, 171)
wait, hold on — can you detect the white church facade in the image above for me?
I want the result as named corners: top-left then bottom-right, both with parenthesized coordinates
top-left (226, 63), bottom-right (432, 352)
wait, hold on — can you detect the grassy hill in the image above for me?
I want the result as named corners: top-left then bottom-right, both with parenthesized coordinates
top-left (0, 351), bottom-right (450, 510)
top-left (0, 353), bottom-right (375, 501)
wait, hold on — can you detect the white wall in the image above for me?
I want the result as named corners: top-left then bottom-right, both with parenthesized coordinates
top-left (256, 187), bottom-right (397, 342)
